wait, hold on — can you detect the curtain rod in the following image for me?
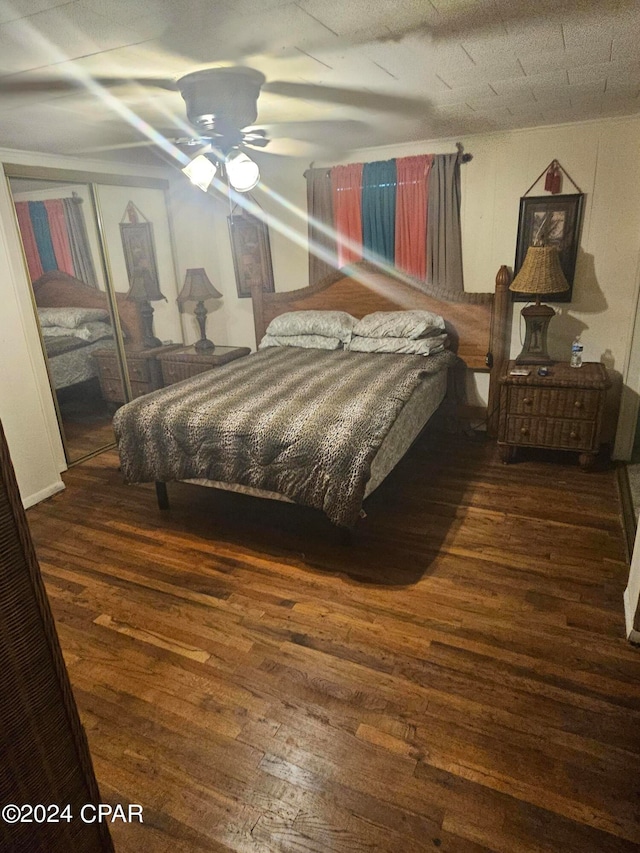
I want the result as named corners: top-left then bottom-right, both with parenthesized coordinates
top-left (304, 142), bottom-right (473, 177)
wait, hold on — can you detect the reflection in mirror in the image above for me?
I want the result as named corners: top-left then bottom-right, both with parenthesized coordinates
top-left (94, 186), bottom-right (184, 394)
top-left (9, 177), bottom-right (126, 464)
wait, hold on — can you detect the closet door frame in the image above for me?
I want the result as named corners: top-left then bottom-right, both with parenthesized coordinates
top-left (4, 164), bottom-right (177, 466)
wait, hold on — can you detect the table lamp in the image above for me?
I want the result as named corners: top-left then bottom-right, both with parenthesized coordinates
top-left (177, 268), bottom-right (223, 351)
top-left (127, 268), bottom-right (166, 349)
top-left (509, 245), bottom-right (569, 365)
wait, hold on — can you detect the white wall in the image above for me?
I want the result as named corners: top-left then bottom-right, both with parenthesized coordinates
top-left (169, 115), bottom-right (640, 427)
top-left (94, 184), bottom-right (183, 345)
top-left (168, 150), bottom-right (310, 351)
top-left (0, 174), bottom-right (65, 505)
top-left (344, 115), bottom-right (640, 387)
top-left (3, 114), bottom-right (640, 504)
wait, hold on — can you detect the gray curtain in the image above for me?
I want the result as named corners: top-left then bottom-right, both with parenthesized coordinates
top-left (306, 167), bottom-right (337, 285)
top-left (63, 197), bottom-right (98, 288)
top-left (426, 153), bottom-right (464, 294)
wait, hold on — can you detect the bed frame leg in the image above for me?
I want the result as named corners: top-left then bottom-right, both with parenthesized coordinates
top-left (155, 482), bottom-right (169, 510)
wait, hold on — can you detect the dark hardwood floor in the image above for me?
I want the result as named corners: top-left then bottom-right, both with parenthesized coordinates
top-left (25, 428), bottom-right (640, 852)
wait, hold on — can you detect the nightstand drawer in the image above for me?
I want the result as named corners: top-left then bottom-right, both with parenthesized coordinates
top-left (508, 386), bottom-right (600, 420)
top-left (505, 416), bottom-right (596, 451)
top-left (92, 353), bottom-right (119, 379)
top-left (130, 380), bottom-right (153, 399)
top-left (127, 359), bottom-right (152, 383)
top-left (98, 376), bottom-right (125, 403)
top-left (160, 360), bottom-right (211, 385)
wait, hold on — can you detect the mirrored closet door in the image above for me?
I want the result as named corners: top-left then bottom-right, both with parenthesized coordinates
top-left (6, 168), bottom-right (184, 466)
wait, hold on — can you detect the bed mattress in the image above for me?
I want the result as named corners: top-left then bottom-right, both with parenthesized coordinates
top-left (113, 346), bottom-right (455, 527)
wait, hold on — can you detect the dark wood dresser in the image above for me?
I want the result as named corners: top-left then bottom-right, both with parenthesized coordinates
top-left (157, 344), bottom-right (251, 385)
top-left (497, 361), bottom-right (611, 469)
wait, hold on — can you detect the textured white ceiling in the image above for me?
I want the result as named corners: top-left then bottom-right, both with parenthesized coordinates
top-left (0, 0), bottom-right (637, 163)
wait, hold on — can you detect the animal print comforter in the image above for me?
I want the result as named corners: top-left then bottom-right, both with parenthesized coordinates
top-left (113, 346), bottom-right (455, 528)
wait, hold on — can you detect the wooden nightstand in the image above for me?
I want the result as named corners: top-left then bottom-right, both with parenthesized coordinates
top-left (92, 344), bottom-right (180, 404)
top-left (156, 344), bottom-right (251, 385)
top-left (497, 361), bottom-right (611, 469)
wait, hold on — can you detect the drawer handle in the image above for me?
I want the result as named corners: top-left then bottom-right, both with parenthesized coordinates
top-left (570, 430), bottom-right (579, 440)
top-left (523, 397), bottom-right (532, 405)
top-left (574, 400), bottom-right (583, 409)
top-left (520, 427), bottom-right (529, 436)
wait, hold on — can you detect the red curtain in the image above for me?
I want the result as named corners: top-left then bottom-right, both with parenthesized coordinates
top-left (44, 199), bottom-right (75, 276)
top-left (14, 202), bottom-right (43, 282)
top-left (394, 154), bottom-right (433, 279)
top-left (331, 163), bottom-right (363, 268)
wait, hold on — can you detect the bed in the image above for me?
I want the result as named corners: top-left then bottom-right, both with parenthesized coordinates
top-left (113, 262), bottom-right (511, 529)
top-left (32, 271), bottom-right (145, 391)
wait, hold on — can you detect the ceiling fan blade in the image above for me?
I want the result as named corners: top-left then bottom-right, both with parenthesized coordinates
top-left (74, 132), bottom-right (206, 154)
top-left (250, 137), bottom-right (325, 158)
top-left (258, 119), bottom-right (367, 139)
top-left (262, 81), bottom-right (428, 116)
top-left (0, 75), bottom-right (178, 94)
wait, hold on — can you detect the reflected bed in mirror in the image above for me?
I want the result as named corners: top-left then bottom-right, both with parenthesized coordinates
top-left (32, 271), bottom-right (146, 463)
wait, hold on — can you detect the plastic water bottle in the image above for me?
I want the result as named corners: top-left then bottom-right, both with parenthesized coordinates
top-left (570, 337), bottom-right (583, 368)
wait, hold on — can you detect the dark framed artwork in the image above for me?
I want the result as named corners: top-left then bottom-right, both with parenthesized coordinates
top-left (119, 221), bottom-right (161, 291)
top-left (227, 209), bottom-right (275, 299)
top-left (513, 193), bottom-right (584, 302)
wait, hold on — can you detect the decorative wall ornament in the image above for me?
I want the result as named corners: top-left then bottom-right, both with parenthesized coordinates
top-left (120, 202), bottom-right (166, 347)
top-left (119, 201), bottom-right (163, 299)
top-left (227, 203), bottom-right (275, 299)
top-left (514, 161), bottom-right (584, 303)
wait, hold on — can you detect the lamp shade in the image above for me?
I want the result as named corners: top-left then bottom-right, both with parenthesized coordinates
top-left (127, 267), bottom-right (166, 302)
top-left (177, 268), bottom-right (223, 304)
top-left (510, 245), bottom-right (569, 296)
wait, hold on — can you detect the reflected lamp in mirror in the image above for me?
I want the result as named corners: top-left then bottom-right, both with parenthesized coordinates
top-left (177, 268), bottom-right (223, 352)
top-left (509, 245), bottom-right (569, 365)
top-left (127, 267), bottom-right (167, 349)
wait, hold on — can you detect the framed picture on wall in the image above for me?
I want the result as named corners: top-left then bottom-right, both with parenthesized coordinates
top-left (513, 193), bottom-right (584, 302)
top-left (120, 221), bottom-right (161, 292)
top-left (227, 208), bottom-right (275, 299)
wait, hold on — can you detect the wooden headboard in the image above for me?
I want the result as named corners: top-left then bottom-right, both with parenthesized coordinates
top-left (32, 270), bottom-right (145, 349)
top-left (250, 261), bottom-right (512, 434)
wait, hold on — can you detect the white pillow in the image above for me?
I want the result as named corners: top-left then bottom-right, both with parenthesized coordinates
top-left (259, 333), bottom-right (343, 350)
top-left (266, 310), bottom-right (356, 342)
top-left (346, 334), bottom-right (448, 355)
top-left (38, 306), bottom-right (110, 328)
top-left (353, 310), bottom-right (445, 340)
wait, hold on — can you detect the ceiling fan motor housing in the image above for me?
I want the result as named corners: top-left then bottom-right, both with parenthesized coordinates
top-left (177, 67), bottom-right (266, 139)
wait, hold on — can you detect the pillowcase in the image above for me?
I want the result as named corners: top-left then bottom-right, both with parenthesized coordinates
top-left (346, 333), bottom-right (448, 356)
top-left (259, 333), bottom-right (343, 350)
top-left (266, 310), bottom-right (357, 342)
top-left (42, 321), bottom-right (113, 344)
top-left (353, 310), bottom-right (445, 340)
top-left (38, 306), bottom-right (110, 329)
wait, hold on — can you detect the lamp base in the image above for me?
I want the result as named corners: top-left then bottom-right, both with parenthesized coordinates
top-left (138, 300), bottom-right (163, 349)
top-left (194, 337), bottom-right (215, 352)
top-left (514, 302), bottom-right (555, 365)
top-left (194, 301), bottom-right (215, 351)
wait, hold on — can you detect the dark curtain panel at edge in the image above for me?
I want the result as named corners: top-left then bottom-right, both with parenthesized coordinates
top-left (306, 167), bottom-right (337, 285)
top-left (426, 153), bottom-right (464, 294)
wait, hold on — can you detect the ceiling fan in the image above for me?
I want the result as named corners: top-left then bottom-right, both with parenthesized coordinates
top-left (0, 65), bottom-right (428, 148)
top-left (0, 64), bottom-right (430, 191)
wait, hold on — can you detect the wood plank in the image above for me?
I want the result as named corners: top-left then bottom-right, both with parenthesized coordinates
top-left (24, 430), bottom-right (640, 852)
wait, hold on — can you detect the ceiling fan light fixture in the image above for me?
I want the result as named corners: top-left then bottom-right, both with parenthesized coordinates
top-left (182, 153), bottom-right (217, 191)
top-left (225, 150), bottom-right (260, 193)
